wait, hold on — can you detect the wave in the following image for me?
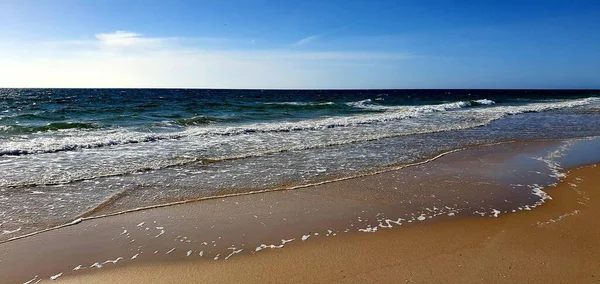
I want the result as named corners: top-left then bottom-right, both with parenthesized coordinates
top-left (496, 97), bottom-right (599, 115)
top-left (173, 116), bottom-right (229, 126)
top-left (0, 122), bottom-right (100, 134)
top-left (1, 97), bottom-right (598, 157)
top-left (347, 98), bottom-right (496, 111)
top-left (0, 130), bottom-right (180, 156)
top-left (0, 112), bottom-right (49, 122)
top-left (345, 99), bottom-right (378, 109)
top-left (260, 101), bottom-right (338, 111)
top-left (264, 101), bottom-right (335, 106)
top-left (470, 99), bottom-right (495, 106)
top-left (0, 144), bottom-right (483, 244)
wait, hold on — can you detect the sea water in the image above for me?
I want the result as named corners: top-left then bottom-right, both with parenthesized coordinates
top-left (1, 88), bottom-right (600, 241)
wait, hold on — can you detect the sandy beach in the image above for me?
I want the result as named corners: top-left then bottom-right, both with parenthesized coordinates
top-left (1, 139), bottom-right (599, 283)
top-left (2, 2), bottom-right (599, 283)
top-left (56, 163), bottom-right (600, 284)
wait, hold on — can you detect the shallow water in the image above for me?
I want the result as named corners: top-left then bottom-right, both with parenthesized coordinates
top-left (3, 137), bottom-right (600, 284)
top-left (1, 89), bottom-right (600, 241)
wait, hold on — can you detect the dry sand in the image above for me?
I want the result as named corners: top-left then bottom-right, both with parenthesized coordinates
top-left (57, 163), bottom-right (600, 284)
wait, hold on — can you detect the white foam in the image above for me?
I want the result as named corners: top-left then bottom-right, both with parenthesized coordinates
top-left (3, 97), bottom-right (597, 193)
top-left (358, 227), bottom-right (378, 233)
top-left (538, 210), bottom-right (580, 226)
top-left (102, 257), bottom-right (123, 265)
top-left (225, 247), bottom-right (243, 260)
top-left (186, 250), bottom-right (193, 257)
top-left (301, 234), bottom-right (311, 241)
top-left (2, 227), bottom-right (21, 235)
top-left (49, 273), bottom-right (63, 280)
top-left (533, 140), bottom-right (575, 180)
top-left (531, 186), bottom-right (552, 201)
top-left (2, 97), bottom-right (597, 162)
top-left (255, 238), bottom-right (295, 252)
top-left (345, 99), bottom-right (374, 108)
top-left (23, 276), bottom-right (39, 284)
top-left (166, 248), bottom-right (176, 254)
top-left (347, 98), bottom-right (496, 112)
top-left (474, 99), bottom-right (495, 105)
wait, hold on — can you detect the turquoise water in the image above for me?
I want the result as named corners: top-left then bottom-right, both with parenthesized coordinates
top-left (1, 88), bottom-right (600, 240)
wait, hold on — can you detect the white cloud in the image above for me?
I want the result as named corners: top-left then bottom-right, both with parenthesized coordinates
top-left (294, 35), bottom-right (319, 47)
top-left (94, 30), bottom-right (173, 48)
top-left (0, 31), bottom-right (418, 89)
top-left (293, 27), bottom-right (348, 47)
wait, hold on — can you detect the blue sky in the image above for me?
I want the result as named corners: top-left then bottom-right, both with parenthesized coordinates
top-left (0, 0), bottom-right (599, 89)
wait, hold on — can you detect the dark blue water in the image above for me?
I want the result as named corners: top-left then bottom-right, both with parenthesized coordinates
top-left (2, 89), bottom-right (598, 137)
top-left (1, 88), bottom-right (600, 240)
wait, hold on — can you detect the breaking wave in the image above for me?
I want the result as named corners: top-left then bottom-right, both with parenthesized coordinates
top-left (1, 97), bottom-right (598, 157)
top-left (0, 122), bottom-right (100, 134)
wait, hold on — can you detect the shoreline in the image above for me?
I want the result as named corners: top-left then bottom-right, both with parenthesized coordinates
top-left (60, 163), bottom-right (600, 283)
top-left (1, 138), bottom-right (600, 283)
top-left (0, 139), bottom-right (512, 244)
top-left (5, 135), bottom-right (591, 245)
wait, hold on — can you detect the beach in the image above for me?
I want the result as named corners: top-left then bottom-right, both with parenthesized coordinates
top-left (2, 90), bottom-right (600, 283)
top-left (2, 1), bottom-right (599, 282)
top-left (3, 90), bottom-right (600, 242)
top-left (2, 138), bottom-right (600, 283)
top-left (60, 163), bottom-right (600, 284)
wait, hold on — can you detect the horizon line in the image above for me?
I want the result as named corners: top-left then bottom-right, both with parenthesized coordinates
top-left (1, 87), bottom-right (599, 91)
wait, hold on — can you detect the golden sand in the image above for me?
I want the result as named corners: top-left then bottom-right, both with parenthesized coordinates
top-left (58, 163), bottom-right (600, 284)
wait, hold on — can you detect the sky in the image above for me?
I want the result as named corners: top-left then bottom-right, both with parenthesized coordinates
top-left (0, 0), bottom-right (599, 89)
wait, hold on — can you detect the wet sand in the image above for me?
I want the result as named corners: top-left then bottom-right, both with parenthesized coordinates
top-left (59, 163), bottom-right (600, 284)
top-left (1, 139), bottom-right (600, 283)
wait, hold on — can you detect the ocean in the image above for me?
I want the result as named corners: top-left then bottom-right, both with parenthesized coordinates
top-left (1, 88), bottom-right (600, 241)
